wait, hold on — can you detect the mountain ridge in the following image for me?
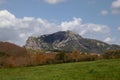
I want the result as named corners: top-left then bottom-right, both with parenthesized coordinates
top-left (25, 31), bottom-right (120, 53)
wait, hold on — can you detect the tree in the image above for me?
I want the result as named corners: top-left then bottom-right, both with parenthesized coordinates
top-left (55, 52), bottom-right (67, 63)
top-left (103, 50), bottom-right (120, 59)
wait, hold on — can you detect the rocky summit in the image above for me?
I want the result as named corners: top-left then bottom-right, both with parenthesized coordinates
top-left (25, 31), bottom-right (120, 53)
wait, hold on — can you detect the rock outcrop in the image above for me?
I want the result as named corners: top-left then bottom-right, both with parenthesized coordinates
top-left (25, 31), bottom-right (120, 53)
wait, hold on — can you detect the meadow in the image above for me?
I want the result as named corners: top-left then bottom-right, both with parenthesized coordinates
top-left (0, 59), bottom-right (120, 80)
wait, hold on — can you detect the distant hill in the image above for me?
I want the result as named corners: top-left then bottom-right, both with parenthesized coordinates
top-left (25, 31), bottom-right (120, 53)
top-left (0, 42), bottom-right (27, 56)
top-left (0, 42), bottom-right (30, 68)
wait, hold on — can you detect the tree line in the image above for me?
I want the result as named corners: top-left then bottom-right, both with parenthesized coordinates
top-left (0, 49), bottom-right (120, 68)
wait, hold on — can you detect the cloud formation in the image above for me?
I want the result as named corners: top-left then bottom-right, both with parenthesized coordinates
top-left (118, 27), bottom-right (120, 31)
top-left (101, 0), bottom-right (120, 15)
top-left (0, 10), bottom-right (60, 45)
top-left (112, 0), bottom-right (120, 14)
top-left (112, 0), bottom-right (120, 8)
top-left (61, 17), bottom-right (110, 37)
top-left (43, 0), bottom-right (65, 4)
top-left (104, 37), bottom-right (112, 43)
top-left (0, 10), bottom-right (119, 46)
top-left (100, 10), bottom-right (108, 16)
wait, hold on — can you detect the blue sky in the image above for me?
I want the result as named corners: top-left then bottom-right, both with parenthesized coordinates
top-left (0, 0), bottom-right (120, 45)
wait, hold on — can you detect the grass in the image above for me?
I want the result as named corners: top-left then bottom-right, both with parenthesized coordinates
top-left (0, 59), bottom-right (120, 80)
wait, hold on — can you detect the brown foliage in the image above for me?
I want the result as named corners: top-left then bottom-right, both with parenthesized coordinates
top-left (0, 42), bottom-right (27, 56)
top-left (103, 50), bottom-right (120, 59)
top-left (0, 42), bottom-right (31, 68)
top-left (27, 51), bottom-right (56, 66)
top-left (0, 42), bottom-right (102, 68)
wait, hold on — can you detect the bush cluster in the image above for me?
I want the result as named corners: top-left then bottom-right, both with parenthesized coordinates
top-left (1, 49), bottom-right (120, 68)
top-left (103, 50), bottom-right (120, 59)
top-left (0, 49), bottom-right (101, 68)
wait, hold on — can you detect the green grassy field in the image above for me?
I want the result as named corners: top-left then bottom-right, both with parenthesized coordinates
top-left (0, 59), bottom-right (120, 80)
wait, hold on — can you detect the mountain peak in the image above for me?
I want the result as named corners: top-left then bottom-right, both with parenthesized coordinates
top-left (25, 31), bottom-right (120, 53)
top-left (38, 30), bottom-right (82, 43)
top-left (66, 30), bottom-right (75, 34)
top-left (66, 30), bottom-right (82, 39)
top-left (55, 30), bottom-right (82, 39)
top-left (58, 30), bottom-right (77, 35)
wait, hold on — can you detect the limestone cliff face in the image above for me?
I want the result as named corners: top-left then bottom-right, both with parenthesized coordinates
top-left (25, 31), bottom-right (120, 53)
top-left (25, 37), bottom-right (40, 50)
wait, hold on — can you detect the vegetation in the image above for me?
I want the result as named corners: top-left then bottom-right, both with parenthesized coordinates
top-left (1, 47), bottom-right (120, 68)
top-left (0, 59), bottom-right (120, 80)
top-left (0, 44), bottom-right (101, 68)
top-left (0, 42), bottom-right (27, 56)
top-left (0, 42), bottom-right (120, 79)
top-left (103, 50), bottom-right (120, 59)
top-left (0, 42), bottom-right (120, 68)
top-left (0, 42), bottom-right (29, 68)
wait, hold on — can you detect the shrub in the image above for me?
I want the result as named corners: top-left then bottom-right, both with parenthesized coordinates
top-left (55, 52), bottom-right (67, 63)
top-left (0, 51), bottom-right (6, 57)
top-left (103, 50), bottom-right (120, 59)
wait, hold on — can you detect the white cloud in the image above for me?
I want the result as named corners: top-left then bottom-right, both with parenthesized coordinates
top-left (111, 0), bottom-right (120, 14)
top-left (112, 0), bottom-right (120, 8)
top-left (104, 37), bottom-right (112, 43)
top-left (61, 18), bottom-right (110, 37)
top-left (118, 27), bottom-right (120, 31)
top-left (61, 17), bottom-right (82, 31)
top-left (100, 10), bottom-right (108, 16)
top-left (44, 0), bottom-right (65, 4)
top-left (0, 10), bottom-right (16, 28)
top-left (19, 33), bottom-right (26, 38)
top-left (0, 10), bottom-right (59, 46)
top-left (0, 10), bottom-right (119, 45)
